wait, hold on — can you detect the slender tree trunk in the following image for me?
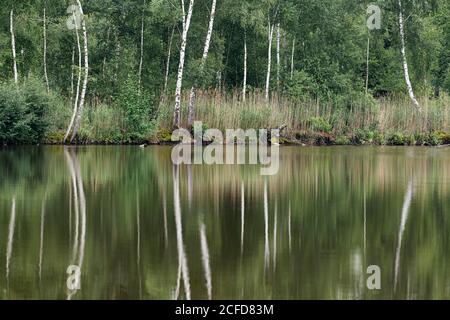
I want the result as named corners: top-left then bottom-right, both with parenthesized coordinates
top-left (199, 222), bottom-right (212, 300)
top-left (6, 197), bottom-right (16, 283)
top-left (276, 23), bottom-right (280, 91)
top-left (64, 14), bottom-right (82, 144)
top-left (138, 0), bottom-right (146, 91)
top-left (163, 25), bottom-right (175, 100)
top-left (173, 0), bottom-right (195, 129)
top-left (365, 35), bottom-right (370, 95)
top-left (187, 0), bottom-right (217, 128)
top-left (10, 9), bottom-right (18, 85)
top-left (102, 26), bottom-right (110, 79)
top-left (70, 0), bottom-right (89, 143)
top-left (43, 7), bottom-right (49, 93)
top-left (70, 47), bottom-right (75, 106)
top-left (265, 23), bottom-right (275, 101)
top-left (243, 30), bottom-right (247, 103)
top-left (290, 36), bottom-right (295, 80)
top-left (398, 0), bottom-right (421, 111)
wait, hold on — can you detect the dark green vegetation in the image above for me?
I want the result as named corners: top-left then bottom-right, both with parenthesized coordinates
top-left (0, 0), bottom-right (449, 145)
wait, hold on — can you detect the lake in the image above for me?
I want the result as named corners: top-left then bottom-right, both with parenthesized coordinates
top-left (0, 146), bottom-right (449, 299)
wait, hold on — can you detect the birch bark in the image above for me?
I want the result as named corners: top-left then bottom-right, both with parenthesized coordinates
top-left (43, 7), bottom-right (49, 92)
top-left (398, 0), bottom-right (421, 111)
top-left (265, 23), bottom-right (275, 100)
top-left (173, 0), bottom-right (195, 129)
top-left (10, 9), bottom-right (18, 85)
top-left (187, 0), bottom-right (217, 127)
top-left (70, 0), bottom-right (89, 143)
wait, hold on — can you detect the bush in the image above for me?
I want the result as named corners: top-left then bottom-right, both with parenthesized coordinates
top-left (117, 76), bottom-right (157, 143)
top-left (0, 79), bottom-right (55, 145)
top-left (309, 117), bottom-right (333, 133)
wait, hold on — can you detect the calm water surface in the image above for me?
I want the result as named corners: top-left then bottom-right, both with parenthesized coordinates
top-left (0, 146), bottom-right (449, 299)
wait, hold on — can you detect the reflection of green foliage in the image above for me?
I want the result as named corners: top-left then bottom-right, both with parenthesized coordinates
top-left (0, 146), bottom-right (449, 299)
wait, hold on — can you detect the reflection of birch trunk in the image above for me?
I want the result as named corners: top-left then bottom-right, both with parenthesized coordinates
top-left (241, 181), bottom-right (245, 256)
top-left (6, 197), bottom-right (16, 284)
top-left (66, 150), bottom-right (79, 261)
top-left (39, 195), bottom-right (47, 280)
top-left (187, 165), bottom-right (193, 209)
top-left (394, 181), bottom-right (413, 292)
top-left (398, 0), bottom-right (421, 111)
top-left (273, 201), bottom-right (277, 269)
top-left (264, 180), bottom-right (270, 269)
top-left (163, 187), bottom-right (168, 247)
top-left (173, 165), bottom-right (191, 300)
top-left (288, 202), bottom-right (291, 253)
top-left (65, 148), bottom-right (87, 299)
top-left (199, 222), bottom-right (212, 300)
top-left (136, 193), bottom-right (142, 298)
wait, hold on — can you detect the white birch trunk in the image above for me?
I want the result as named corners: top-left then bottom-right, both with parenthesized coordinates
top-left (243, 30), bottom-right (247, 102)
top-left (43, 7), bottom-right (49, 93)
top-left (173, 0), bottom-right (195, 128)
top-left (138, 0), bottom-right (146, 91)
top-left (163, 25), bottom-right (175, 99)
top-left (187, 0), bottom-right (217, 127)
top-left (64, 13), bottom-right (82, 144)
top-left (70, 0), bottom-right (89, 143)
top-left (365, 35), bottom-right (370, 95)
top-left (276, 23), bottom-right (280, 91)
top-left (70, 47), bottom-right (75, 105)
top-left (290, 36), bottom-right (295, 80)
top-left (265, 23), bottom-right (275, 101)
top-left (10, 9), bottom-right (18, 85)
top-left (398, 0), bottom-right (421, 111)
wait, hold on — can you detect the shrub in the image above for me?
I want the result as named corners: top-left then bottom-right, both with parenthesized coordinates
top-left (309, 117), bottom-right (333, 133)
top-left (117, 76), bottom-right (157, 143)
top-left (0, 79), bottom-right (55, 145)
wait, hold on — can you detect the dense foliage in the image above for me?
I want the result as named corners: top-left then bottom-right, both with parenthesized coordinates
top-left (0, 0), bottom-right (449, 144)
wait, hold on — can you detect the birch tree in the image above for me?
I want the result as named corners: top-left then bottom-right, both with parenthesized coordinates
top-left (265, 22), bottom-right (275, 100)
top-left (70, 0), bottom-right (89, 143)
top-left (43, 6), bottom-right (49, 93)
top-left (163, 25), bottom-right (175, 99)
top-left (398, 0), bottom-right (421, 111)
top-left (10, 9), bottom-right (18, 85)
top-left (187, 0), bottom-right (217, 128)
top-left (64, 9), bottom-right (82, 144)
top-left (138, 0), bottom-right (146, 91)
top-left (290, 36), bottom-right (295, 80)
top-left (276, 23), bottom-right (280, 91)
top-left (243, 29), bottom-right (247, 102)
top-left (173, 0), bottom-right (195, 129)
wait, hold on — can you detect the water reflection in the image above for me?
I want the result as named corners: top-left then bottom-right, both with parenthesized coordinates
top-left (0, 146), bottom-right (449, 299)
top-left (5, 197), bottom-right (16, 288)
top-left (394, 181), bottom-right (413, 293)
top-left (173, 165), bottom-right (191, 300)
top-left (65, 148), bottom-right (87, 300)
